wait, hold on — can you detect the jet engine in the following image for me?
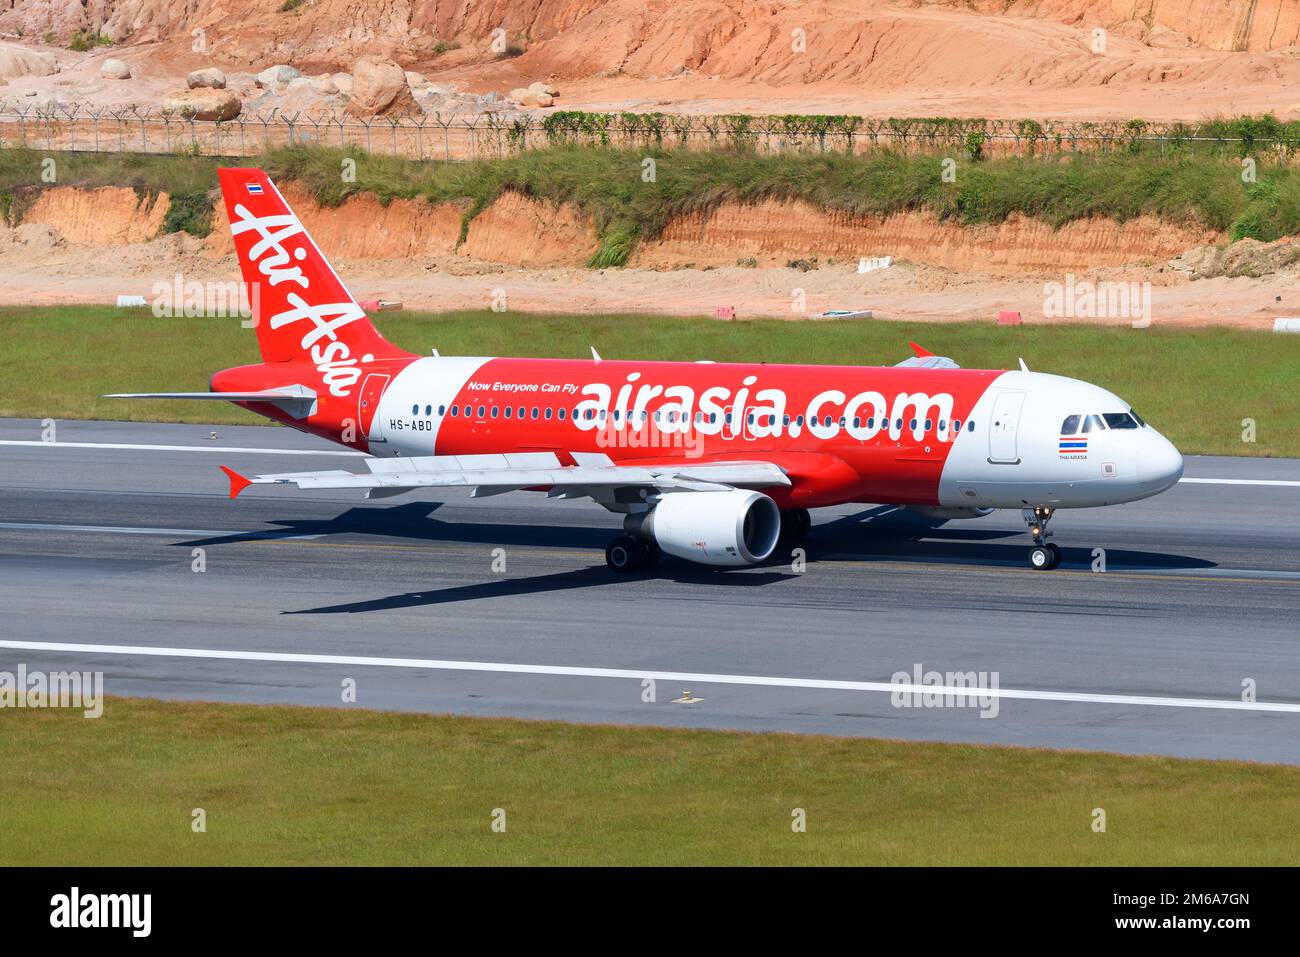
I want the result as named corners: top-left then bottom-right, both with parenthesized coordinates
top-left (630, 490), bottom-right (781, 566)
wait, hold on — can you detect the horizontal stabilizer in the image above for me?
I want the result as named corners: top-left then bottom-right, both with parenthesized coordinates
top-left (106, 386), bottom-right (318, 418)
top-left (895, 355), bottom-right (960, 370)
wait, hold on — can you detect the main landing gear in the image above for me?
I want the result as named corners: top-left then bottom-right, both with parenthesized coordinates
top-left (779, 508), bottom-right (812, 544)
top-left (1023, 506), bottom-right (1061, 570)
top-left (605, 535), bottom-right (660, 573)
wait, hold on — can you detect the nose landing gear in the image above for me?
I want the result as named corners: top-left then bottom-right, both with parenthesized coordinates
top-left (1023, 506), bottom-right (1061, 570)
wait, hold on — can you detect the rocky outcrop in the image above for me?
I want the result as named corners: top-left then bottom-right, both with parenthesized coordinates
top-left (22, 187), bottom-right (169, 244)
top-left (460, 191), bottom-right (596, 265)
top-left (160, 89), bottom-right (241, 121)
top-left (345, 56), bottom-right (420, 118)
top-left (0, 43), bottom-right (59, 79)
top-left (255, 64), bottom-right (300, 89)
top-left (205, 183), bottom-right (464, 259)
top-left (186, 67), bottom-right (226, 89)
top-left (3, 0), bottom-right (1299, 82)
top-left (630, 201), bottom-right (1224, 273)
top-left (100, 58), bottom-right (131, 79)
top-left (8, 183), bottom-right (1230, 275)
top-left (508, 87), bottom-right (553, 108)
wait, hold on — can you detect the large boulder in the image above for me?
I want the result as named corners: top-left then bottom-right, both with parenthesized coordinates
top-left (346, 56), bottom-right (420, 118)
top-left (528, 81), bottom-right (558, 97)
top-left (255, 64), bottom-right (300, 89)
top-left (187, 68), bottom-right (226, 90)
top-left (332, 72), bottom-right (353, 95)
top-left (509, 87), bottom-right (553, 108)
top-left (100, 59), bottom-right (131, 80)
top-left (161, 89), bottom-right (242, 121)
top-left (312, 74), bottom-right (338, 95)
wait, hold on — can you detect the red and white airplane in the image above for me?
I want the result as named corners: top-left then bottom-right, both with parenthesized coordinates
top-left (113, 169), bottom-right (1184, 572)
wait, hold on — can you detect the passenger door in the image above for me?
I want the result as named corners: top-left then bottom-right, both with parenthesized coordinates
top-left (987, 390), bottom-right (1026, 464)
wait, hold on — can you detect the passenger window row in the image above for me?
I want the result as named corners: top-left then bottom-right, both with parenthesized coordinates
top-left (409, 402), bottom-right (975, 436)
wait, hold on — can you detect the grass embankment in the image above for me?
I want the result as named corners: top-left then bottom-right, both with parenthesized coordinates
top-left (1, 305), bottom-right (1295, 458)
top-left (2, 144), bottom-right (1297, 261)
top-left (1, 696), bottom-right (1296, 865)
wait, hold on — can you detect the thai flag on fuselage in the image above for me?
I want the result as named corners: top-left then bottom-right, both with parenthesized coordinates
top-left (1059, 436), bottom-right (1087, 454)
top-left (246, 183), bottom-right (263, 194)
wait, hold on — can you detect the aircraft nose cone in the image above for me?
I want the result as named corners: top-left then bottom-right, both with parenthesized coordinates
top-left (1139, 434), bottom-right (1183, 493)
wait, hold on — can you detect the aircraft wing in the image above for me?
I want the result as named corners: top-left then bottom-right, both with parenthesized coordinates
top-left (220, 451), bottom-right (791, 501)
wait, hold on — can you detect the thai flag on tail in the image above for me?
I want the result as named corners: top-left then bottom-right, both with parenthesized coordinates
top-left (246, 183), bottom-right (263, 194)
top-left (1059, 436), bottom-right (1087, 454)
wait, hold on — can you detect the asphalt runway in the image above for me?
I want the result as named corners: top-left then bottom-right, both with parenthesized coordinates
top-left (2, 416), bottom-right (1299, 764)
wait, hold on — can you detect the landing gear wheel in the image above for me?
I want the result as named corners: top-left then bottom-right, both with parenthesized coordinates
top-left (606, 535), bottom-right (657, 573)
top-left (1023, 506), bottom-right (1061, 570)
top-left (605, 535), bottom-right (643, 573)
top-left (1029, 545), bottom-right (1054, 570)
top-left (780, 508), bottom-right (812, 543)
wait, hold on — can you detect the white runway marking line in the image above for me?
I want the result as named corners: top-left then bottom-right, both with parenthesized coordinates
top-left (0, 521), bottom-right (322, 540)
top-left (1179, 478), bottom-right (1300, 487)
top-left (0, 521), bottom-right (229, 537)
top-left (2, 640), bottom-right (1298, 715)
top-left (0, 440), bottom-right (363, 457)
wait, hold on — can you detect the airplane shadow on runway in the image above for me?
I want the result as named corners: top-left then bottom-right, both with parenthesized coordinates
top-left (285, 567), bottom-right (798, 614)
top-left (176, 501), bottom-right (613, 551)
top-left (176, 501), bottom-right (1213, 613)
top-left (804, 505), bottom-right (1217, 573)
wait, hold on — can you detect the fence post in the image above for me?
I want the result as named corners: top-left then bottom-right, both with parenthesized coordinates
top-left (63, 104), bottom-right (80, 151)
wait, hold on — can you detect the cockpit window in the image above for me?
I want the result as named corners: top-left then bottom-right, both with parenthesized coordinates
top-left (1060, 414), bottom-right (1081, 434)
top-left (1080, 414), bottom-right (1104, 433)
top-left (1129, 409), bottom-right (1147, 427)
top-left (1103, 412), bottom-right (1139, 430)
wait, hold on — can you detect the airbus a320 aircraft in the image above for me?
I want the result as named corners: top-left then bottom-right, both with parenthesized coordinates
top-left (112, 169), bottom-right (1184, 572)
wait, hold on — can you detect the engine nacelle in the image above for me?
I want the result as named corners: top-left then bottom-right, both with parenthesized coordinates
top-left (907, 506), bottom-right (995, 520)
top-left (634, 490), bottom-right (781, 567)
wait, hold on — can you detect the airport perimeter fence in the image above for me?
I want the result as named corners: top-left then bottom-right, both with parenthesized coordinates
top-left (2, 105), bottom-right (1297, 165)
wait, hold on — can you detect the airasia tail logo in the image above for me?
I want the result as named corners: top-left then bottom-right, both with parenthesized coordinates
top-left (230, 204), bottom-right (373, 397)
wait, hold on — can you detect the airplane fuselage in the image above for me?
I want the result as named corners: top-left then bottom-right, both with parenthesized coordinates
top-left (213, 354), bottom-right (1184, 513)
